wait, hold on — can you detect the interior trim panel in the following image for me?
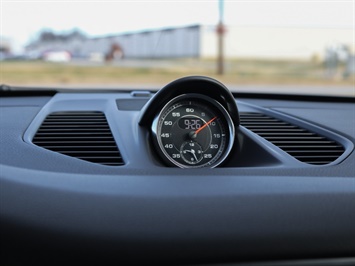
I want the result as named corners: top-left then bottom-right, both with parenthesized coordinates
top-left (1, 89), bottom-right (354, 264)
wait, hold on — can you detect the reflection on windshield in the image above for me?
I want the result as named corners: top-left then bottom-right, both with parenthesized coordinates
top-left (1, 2), bottom-right (354, 96)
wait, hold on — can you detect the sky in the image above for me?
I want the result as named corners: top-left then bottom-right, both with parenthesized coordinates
top-left (1, 0), bottom-right (354, 53)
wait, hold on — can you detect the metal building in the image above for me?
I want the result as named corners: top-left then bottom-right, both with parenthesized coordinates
top-left (26, 24), bottom-right (353, 60)
top-left (82, 25), bottom-right (201, 59)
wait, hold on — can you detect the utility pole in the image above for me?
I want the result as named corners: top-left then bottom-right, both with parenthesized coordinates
top-left (217, 0), bottom-right (225, 75)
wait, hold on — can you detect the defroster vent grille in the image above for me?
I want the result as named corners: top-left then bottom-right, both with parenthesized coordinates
top-left (33, 111), bottom-right (124, 166)
top-left (240, 112), bottom-right (345, 165)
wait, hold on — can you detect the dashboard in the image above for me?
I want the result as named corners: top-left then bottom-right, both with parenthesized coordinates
top-left (1, 77), bottom-right (355, 265)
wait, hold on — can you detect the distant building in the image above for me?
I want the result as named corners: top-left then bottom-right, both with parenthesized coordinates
top-left (25, 30), bottom-right (87, 59)
top-left (0, 36), bottom-right (11, 54)
top-left (25, 24), bottom-right (353, 60)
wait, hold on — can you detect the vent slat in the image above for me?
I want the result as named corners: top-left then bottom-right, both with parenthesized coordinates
top-left (302, 161), bottom-right (334, 165)
top-left (294, 155), bottom-right (340, 159)
top-left (269, 139), bottom-right (331, 142)
top-left (43, 150), bottom-right (118, 154)
top-left (240, 125), bottom-right (296, 128)
top-left (33, 141), bottom-right (116, 145)
top-left (256, 133), bottom-right (318, 136)
top-left (240, 112), bottom-right (345, 165)
top-left (41, 122), bottom-right (108, 125)
top-left (37, 128), bottom-right (111, 132)
top-left (34, 138), bottom-right (115, 142)
top-left (45, 119), bottom-right (107, 122)
top-left (278, 146), bottom-right (343, 149)
top-left (40, 127), bottom-right (109, 130)
top-left (287, 150), bottom-right (344, 154)
top-left (42, 148), bottom-right (120, 152)
top-left (46, 117), bottom-right (105, 119)
top-left (34, 132), bottom-right (114, 136)
top-left (251, 129), bottom-right (308, 132)
top-left (33, 111), bottom-right (124, 166)
top-left (48, 111), bottom-right (104, 115)
top-left (76, 155), bottom-right (122, 158)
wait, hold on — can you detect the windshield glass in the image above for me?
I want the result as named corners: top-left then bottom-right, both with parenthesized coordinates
top-left (1, 1), bottom-right (354, 96)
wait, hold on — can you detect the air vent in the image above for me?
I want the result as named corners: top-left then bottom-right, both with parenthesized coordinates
top-left (33, 111), bottom-right (124, 166)
top-left (240, 112), bottom-right (345, 165)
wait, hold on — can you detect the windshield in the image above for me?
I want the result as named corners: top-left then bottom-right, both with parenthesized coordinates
top-left (1, 1), bottom-right (354, 96)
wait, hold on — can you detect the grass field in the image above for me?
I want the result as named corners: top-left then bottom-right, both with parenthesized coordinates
top-left (1, 59), bottom-right (353, 87)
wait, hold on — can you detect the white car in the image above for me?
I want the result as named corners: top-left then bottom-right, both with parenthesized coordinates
top-left (43, 51), bottom-right (71, 62)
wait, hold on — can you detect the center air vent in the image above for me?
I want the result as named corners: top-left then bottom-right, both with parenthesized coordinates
top-left (240, 112), bottom-right (345, 165)
top-left (33, 111), bottom-right (124, 166)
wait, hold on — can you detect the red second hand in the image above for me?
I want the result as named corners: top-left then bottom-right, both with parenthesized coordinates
top-left (195, 116), bottom-right (217, 135)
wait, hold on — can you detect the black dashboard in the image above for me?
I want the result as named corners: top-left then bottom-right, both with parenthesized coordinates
top-left (1, 78), bottom-right (354, 265)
